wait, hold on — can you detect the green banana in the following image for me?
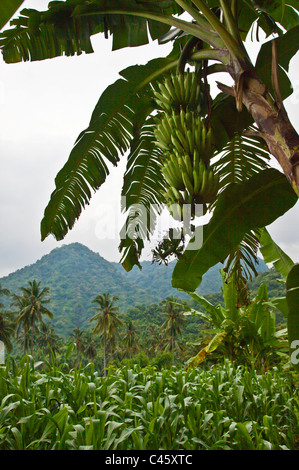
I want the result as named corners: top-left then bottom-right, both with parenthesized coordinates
top-left (172, 75), bottom-right (182, 102)
top-left (176, 129), bottom-right (189, 154)
top-left (169, 185), bottom-right (183, 203)
top-left (205, 170), bottom-right (215, 201)
top-left (154, 126), bottom-right (169, 145)
top-left (170, 134), bottom-right (182, 153)
top-left (200, 166), bottom-right (208, 196)
top-left (206, 127), bottom-right (213, 156)
top-left (170, 160), bottom-right (184, 186)
top-left (182, 169), bottom-right (194, 196)
top-left (193, 149), bottom-right (200, 174)
top-left (154, 91), bottom-right (171, 110)
top-left (194, 126), bottom-right (202, 154)
top-left (169, 159), bottom-right (184, 188)
top-left (186, 129), bottom-right (194, 156)
top-left (167, 160), bottom-right (184, 191)
top-left (193, 167), bottom-right (201, 194)
top-left (179, 107), bottom-right (187, 130)
top-left (183, 154), bottom-right (193, 181)
top-left (162, 164), bottom-right (176, 188)
top-left (162, 78), bottom-right (175, 101)
top-left (201, 123), bottom-right (207, 153)
top-left (184, 73), bottom-right (191, 104)
top-left (185, 111), bottom-right (192, 127)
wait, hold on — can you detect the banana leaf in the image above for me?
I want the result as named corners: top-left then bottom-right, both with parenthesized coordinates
top-left (259, 227), bottom-right (294, 280)
top-left (0, 0), bottom-right (25, 30)
top-left (172, 168), bottom-right (298, 292)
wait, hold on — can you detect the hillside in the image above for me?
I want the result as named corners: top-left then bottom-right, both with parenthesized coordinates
top-left (0, 242), bottom-right (269, 337)
top-left (114, 257), bottom-right (268, 297)
top-left (0, 243), bottom-right (157, 336)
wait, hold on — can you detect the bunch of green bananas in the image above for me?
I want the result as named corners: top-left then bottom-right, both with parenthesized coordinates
top-left (154, 72), bottom-right (219, 220)
top-left (163, 153), bottom-right (219, 220)
top-left (154, 108), bottom-right (213, 164)
top-left (154, 71), bottom-right (202, 113)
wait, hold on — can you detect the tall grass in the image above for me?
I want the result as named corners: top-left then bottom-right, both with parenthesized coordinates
top-left (0, 356), bottom-right (298, 450)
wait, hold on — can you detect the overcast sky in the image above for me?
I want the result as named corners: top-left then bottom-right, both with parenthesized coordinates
top-left (0, 0), bottom-right (298, 278)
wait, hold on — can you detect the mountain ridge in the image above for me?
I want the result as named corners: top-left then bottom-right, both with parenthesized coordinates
top-left (0, 242), bottom-right (268, 336)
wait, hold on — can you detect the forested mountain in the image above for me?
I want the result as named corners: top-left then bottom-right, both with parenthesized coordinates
top-left (114, 257), bottom-right (268, 298)
top-left (0, 244), bottom-right (156, 335)
top-left (0, 242), bottom-right (269, 337)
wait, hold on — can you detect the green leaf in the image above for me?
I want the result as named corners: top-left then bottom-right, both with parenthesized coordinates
top-left (210, 94), bottom-right (253, 152)
top-left (221, 270), bottom-right (239, 322)
top-left (258, 1), bottom-right (299, 31)
top-left (255, 26), bottom-right (299, 101)
top-left (0, 0), bottom-right (25, 31)
top-left (172, 168), bottom-right (298, 292)
top-left (119, 116), bottom-right (165, 271)
top-left (65, 342), bottom-right (75, 360)
top-left (186, 291), bottom-right (225, 327)
top-left (212, 133), bottom-right (270, 294)
top-left (0, 1), bottom-right (177, 62)
top-left (265, 297), bottom-right (289, 318)
top-left (213, 132), bottom-right (270, 190)
top-left (259, 227), bottom-right (294, 280)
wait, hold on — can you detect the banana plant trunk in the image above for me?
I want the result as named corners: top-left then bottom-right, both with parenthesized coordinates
top-left (219, 60), bottom-right (299, 196)
top-left (242, 78), bottom-right (299, 194)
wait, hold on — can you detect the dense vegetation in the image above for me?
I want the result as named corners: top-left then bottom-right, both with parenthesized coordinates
top-left (0, 243), bottom-right (268, 337)
top-left (0, 357), bottom-right (297, 450)
top-left (1, 0), bottom-right (298, 452)
top-left (0, 246), bottom-right (298, 451)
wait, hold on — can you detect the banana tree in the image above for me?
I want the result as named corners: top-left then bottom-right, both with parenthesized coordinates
top-left (184, 269), bottom-right (289, 371)
top-left (0, 2), bottom-right (298, 329)
top-left (259, 227), bottom-right (299, 369)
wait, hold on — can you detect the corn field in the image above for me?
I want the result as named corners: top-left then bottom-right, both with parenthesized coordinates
top-left (0, 356), bottom-right (298, 450)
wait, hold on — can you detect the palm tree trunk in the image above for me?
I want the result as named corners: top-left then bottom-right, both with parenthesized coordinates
top-left (31, 325), bottom-right (34, 356)
top-left (103, 330), bottom-right (107, 377)
top-left (24, 328), bottom-right (27, 355)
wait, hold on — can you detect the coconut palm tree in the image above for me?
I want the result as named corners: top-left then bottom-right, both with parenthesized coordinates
top-left (0, 311), bottom-right (15, 356)
top-left (11, 280), bottom-right (53, 355)
top-left (0, 283), bottom-right (14, 356)
top-left (160, 298), bottom-right (186, 356)
top-left (69, 327), bottom-right (86, 368)
top-left (90, 293), bottom-right (122, 375)
top-left (83, 330), bottom-right (99, 364)
top-left (0, 283), bottom-right (11, 305)
top-left (36, 322), bottom-right (62, 362)
top-left (123, 319), bottom-right (139, 360)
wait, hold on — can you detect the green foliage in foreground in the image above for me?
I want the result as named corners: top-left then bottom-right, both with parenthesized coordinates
top-left (0, 357), bottom-right (298, 450)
